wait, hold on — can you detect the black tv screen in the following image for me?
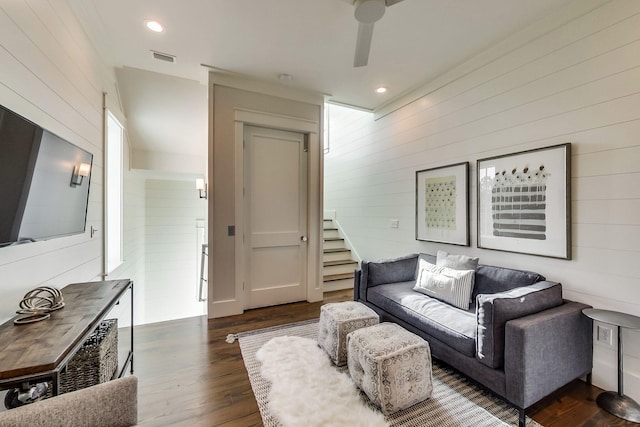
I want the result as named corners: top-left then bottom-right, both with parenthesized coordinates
top-left (0, 104), bottom-right (93, 247)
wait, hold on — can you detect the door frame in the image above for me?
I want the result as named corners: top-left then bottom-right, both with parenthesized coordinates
top-left (233, 108), bottom-right (323, 312)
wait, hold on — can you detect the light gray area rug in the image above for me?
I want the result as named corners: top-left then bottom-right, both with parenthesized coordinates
top-left (238, 319), bottom-right (543, 427)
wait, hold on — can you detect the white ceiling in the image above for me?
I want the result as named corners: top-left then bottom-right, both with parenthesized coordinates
top-left (69, 0), bottom-right (574, 157)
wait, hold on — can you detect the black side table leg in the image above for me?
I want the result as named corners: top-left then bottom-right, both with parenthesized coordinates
top-left (596, 325), bottom-right (640, 422)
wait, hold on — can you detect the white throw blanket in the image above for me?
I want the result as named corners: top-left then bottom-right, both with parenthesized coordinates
top-left (256, 335), bottom-right (388, 427)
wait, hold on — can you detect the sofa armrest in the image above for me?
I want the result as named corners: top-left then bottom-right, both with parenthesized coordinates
top-left (358, 254), bottom-right (418, 301)
top-left (476, 281), bottom-right (563, 368)
top-left (504, 301), bottom-right (592, 408)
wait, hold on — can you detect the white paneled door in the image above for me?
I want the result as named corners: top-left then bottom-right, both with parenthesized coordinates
top-left (244, 126), bottom-right (308, 309)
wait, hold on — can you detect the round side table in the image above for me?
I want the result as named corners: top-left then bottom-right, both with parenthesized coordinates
top-left (582, 308), bottom-right (640, 423)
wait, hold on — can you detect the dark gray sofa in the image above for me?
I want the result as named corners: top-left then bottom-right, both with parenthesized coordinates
top-left (354, 253), bottom-right (592, 426)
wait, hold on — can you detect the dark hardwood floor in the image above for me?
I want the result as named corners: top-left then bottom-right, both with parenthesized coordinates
top-left (133, 290), bottom-right (634, 426)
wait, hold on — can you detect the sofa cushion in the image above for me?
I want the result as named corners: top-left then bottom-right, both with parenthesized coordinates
top-left (472, 265), bottom-right (545, 301)
top-left (366, 254), bottom-right (418, 287)
top-left (368, 281), bottom-right (476, 357)
top-left (476, 281), bottom-right (563, 368)
top-left (414, 259), bottom-right (475, 310)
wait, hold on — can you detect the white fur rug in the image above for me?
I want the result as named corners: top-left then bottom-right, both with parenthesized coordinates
top-left (256, 336), bottom-right (387, 427)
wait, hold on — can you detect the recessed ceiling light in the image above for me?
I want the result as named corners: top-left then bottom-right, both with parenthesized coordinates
top-left (278, 73), bottom-right (294, 82)
top-left (145, 20), bottom-right (164, 33)
top-left (376, 87), bottom-right (387, 94)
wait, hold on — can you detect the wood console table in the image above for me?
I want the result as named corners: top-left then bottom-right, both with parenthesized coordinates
top-left (0, 280), bottom-right (134, 396)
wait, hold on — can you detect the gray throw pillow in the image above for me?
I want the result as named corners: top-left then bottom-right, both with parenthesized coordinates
top-left (366, 254), bottom-right (418, 287)
top-left (472, 265), bottom-right (545, 299)
top-left (436, 250), bottom-right (479, 271)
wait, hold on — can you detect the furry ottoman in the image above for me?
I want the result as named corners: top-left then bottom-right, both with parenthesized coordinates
top-left (318, 301), bottom-right (379, 366)
top-left (347, 322), bottom-right (433, 415)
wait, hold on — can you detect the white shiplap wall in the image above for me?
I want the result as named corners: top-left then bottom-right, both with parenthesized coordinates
top-left (107, 162), bottom-right (147, 327)
top-left (143, 179), bottom-right (206, 324)
top-left (0, 1), bottom-right (144, 324)
top-left (325, 0), bottom-right (640, 401)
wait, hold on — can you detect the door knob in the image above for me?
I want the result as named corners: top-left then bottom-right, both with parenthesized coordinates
top-left (301, 236), bottom-right (308, 242)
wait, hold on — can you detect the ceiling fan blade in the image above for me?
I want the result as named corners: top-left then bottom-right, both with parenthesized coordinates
top-left (385, 0), bottom-right (404, 6)
top-left (354, 21), bottom-right (374, 67)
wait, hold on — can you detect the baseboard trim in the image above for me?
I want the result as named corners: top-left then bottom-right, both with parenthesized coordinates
top-left (208, 299), bottom-right (243, 319)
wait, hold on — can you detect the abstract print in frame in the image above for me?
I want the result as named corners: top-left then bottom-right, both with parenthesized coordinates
top-left (415, 162), bottom-right (469, 246)
top-left (477, 143), bottom-right (571, 259)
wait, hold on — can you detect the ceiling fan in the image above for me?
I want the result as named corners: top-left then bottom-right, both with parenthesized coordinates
top-left (343, 0), bottom-right (405, 67)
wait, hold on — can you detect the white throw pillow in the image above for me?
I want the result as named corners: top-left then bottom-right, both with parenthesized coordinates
top-left (436, 250), bottom-right (479, 304)
top-left (413, 259), bottom-right (475, 310)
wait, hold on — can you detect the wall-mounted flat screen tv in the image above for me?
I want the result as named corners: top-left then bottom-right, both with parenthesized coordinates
top-left (0, 104), bottom-right (93, 247)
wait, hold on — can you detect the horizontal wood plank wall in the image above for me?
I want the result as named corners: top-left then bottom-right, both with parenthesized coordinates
top-left (0, 1), bottom-right (141, 324)
top-left (108, 146), bottom-right (146, 327)
top-left (144, 179), bottom-right (206, 324)
top-left (325, 0), bottom-right (640, 401)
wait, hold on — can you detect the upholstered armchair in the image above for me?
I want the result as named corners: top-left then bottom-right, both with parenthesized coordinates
top-left (0, 376), bottom-right (137, 427)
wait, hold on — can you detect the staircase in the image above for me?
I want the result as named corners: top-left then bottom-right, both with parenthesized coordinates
top-left (323, 219), bottom-right (359, 292)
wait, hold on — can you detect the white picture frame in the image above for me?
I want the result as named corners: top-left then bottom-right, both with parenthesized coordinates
top-left (415, 162), bottom-right (469, 246)
top-left (477, 143), bottom-right (571, 259)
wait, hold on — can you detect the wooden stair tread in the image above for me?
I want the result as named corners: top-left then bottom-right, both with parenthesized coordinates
top-left (324, 260), bottom-right (358, 267)
top-left (323, 248), bottom-right (351, 253)
top-left (323, 273), bottom-right (355, 282)
top-left (323, 237), bottom-right (344, 242)
top-left (323, 227), bottom-right (338, 231)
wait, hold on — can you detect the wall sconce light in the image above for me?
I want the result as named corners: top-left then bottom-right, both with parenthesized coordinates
top-left (70, 162), bottom-right (91, 187)
top-left (196, 178), bottom-right (207, 199)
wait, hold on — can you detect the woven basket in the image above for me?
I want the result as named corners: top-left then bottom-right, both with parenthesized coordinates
top-left (46, 318), bottom-right (119, 396)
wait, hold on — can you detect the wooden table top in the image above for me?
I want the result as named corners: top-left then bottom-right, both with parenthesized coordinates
top-left (0, 279), bottom-right (131, 381)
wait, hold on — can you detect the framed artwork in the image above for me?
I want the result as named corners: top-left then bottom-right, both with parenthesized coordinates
top-left (415, 162), bottom-right (469, 246)
top-left (477, 143), bottom-right (571, 259)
